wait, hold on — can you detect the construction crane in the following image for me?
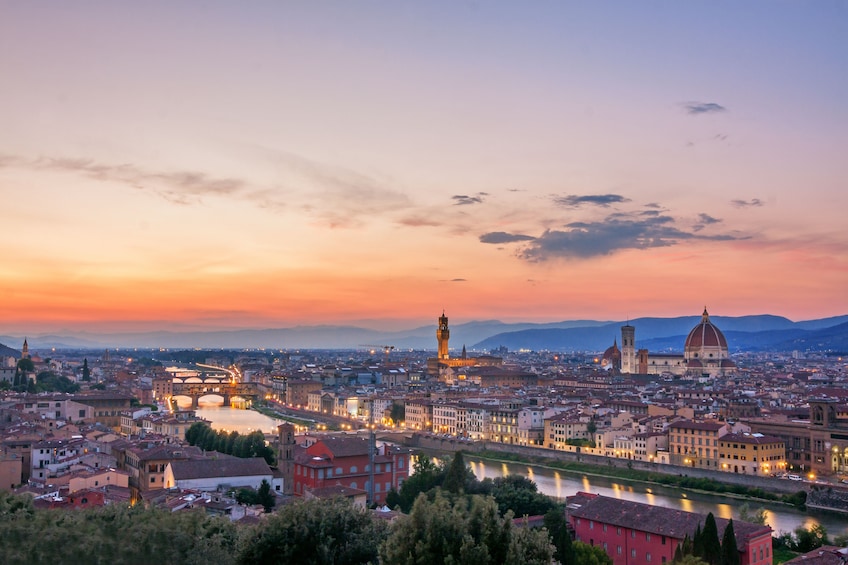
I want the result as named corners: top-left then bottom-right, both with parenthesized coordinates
top-left (359, 344), bottom-right (395, 362)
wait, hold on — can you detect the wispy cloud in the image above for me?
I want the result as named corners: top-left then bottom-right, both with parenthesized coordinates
top-left (452, 193), bottom-right (487, 206)
top-left (693, 213), bottom-right (722, 232)
top-left (684, 102), bottom-right (727, 115)
top-left (4, 151), bottom-right (416, 228)
top-left (554, 193), bottom-right (631, 208)
top-left (479, 231), bottom-right (536, 244)
top-left (397, 216), bottom-right (443, 227)
top-left (731, 198), bottom-right (763, 208)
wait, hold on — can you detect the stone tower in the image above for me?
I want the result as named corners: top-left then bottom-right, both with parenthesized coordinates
top-left (277, 423), bottom-right (295, 495)
top-left (620, 323), bottom-right (636, 374)
top-left (437, 311), bottom-right (450, 360)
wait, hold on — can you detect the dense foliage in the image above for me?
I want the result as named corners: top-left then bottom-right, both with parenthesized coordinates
top-left (381, 491), bottom-right (554, 565)
top-left (385, 452), bottom-right (559, 520)
top-left (0, 491), bottom-right (239, 565)
top-left (185, 422), bottom-right (275, 464)
top-left (239, 496), bottom-right (387, 565)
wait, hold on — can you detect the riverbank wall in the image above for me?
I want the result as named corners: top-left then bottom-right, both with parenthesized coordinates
top-left (406, 433), bottom-right (809, 496)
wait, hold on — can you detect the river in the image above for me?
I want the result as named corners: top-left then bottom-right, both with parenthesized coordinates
top-left (190, 404), bottom-right (847, 537)
top-left (177, 399), bottom-right (289, 434)
top-left (463, 456), bottom-right (848, 538)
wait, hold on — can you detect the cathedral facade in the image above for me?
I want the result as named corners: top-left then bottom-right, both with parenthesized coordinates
top-left (616, 308), bottom-right (736, 378)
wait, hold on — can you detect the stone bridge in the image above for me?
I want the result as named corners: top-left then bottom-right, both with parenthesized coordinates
top-left (171, 374), bottom-right (231, 384)
top-left (171, 381), bottom-right (260, 409)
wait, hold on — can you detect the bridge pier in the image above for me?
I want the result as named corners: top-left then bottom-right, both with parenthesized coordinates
top-left (222, 394), bottom-right (230, 406)
top-left (191, 395), bottom-right (199, 410)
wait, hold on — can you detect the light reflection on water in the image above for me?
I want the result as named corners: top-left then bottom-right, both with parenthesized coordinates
top-left (178, 400), bottom-right (285, 435)
top-left (449, 455), bottom-right (848, 536)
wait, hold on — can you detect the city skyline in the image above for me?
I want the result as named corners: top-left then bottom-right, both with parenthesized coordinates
top-left (1, 2), bottom-right (846, 334)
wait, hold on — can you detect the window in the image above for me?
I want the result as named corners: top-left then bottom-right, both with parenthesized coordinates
top-left (617, 527), bottom-right (621, 535)
top-left (617, 546), bottom-right (622, 555)
top-left (350, 466), bottom-right (358, 473)
top-left (631, 549), bottom-right (637, 558)
top-left (646, 533), bottom-right (651, 541)
top-left (631, 530), bottom-right (636, 538)
top-left (603, 524), bottom-right (607, 532)
top-left (647, 552), bottom-right (651, 562)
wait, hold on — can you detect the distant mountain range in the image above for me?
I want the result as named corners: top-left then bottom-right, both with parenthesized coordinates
top-left (4, 314), bottom-right (848, 353)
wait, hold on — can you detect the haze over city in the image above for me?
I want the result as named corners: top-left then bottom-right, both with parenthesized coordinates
top-left (2, 2), bottom-right (846, 335)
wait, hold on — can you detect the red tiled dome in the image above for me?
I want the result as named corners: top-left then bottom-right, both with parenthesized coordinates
top-left (685, 308), bottom-right (728, 351)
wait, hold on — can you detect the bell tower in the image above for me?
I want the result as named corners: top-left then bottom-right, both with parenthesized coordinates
top-left (437, 311), bottom-right (450, 360)
top-left (277, 423), bottom-right (295, 495)
top-left (621, 323), bottom-right (635, 374)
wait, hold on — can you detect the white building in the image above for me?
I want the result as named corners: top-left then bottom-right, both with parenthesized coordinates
top-left (164, 457), bottom-right (277, 492)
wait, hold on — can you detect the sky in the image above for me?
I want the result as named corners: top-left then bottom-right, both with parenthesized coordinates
top-left (1, 1), bottom-right (846, 334)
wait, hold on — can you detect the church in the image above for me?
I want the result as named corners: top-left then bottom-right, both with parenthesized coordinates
top-left (603, 308), bottom-right (736, 378)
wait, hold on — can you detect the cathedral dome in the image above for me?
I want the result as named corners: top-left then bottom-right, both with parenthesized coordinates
top-left (685, 308), bottom-right (728, 351)
top-left (601, 339), bottom-right (621, 370)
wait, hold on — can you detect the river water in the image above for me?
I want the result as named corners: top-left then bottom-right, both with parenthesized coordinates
top-left (463, 457), bottom-right (848, 538)
top-left (177, 399), bottom-right (288, 434)
top-left (190, 404), bottom-right (847, 537)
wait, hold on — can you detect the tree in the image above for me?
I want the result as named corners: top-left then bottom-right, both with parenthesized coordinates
top-left (17, 358), bottom-right (35, 374)
top-left (544, 507), bottom-right (574, 565)
top-left (693, 523), bottom-right (704, 559)
top-left (587, 419), bottom-right (597, 442)
top-left (442, 451), bottom-right (471, 494)
top-left (238, 497), bottom-right (387, 565)
top-left (572, 541), bottom-right (613, 565)
top-left (490, 475), bottom-right (557, 518)
top-left (391, 454), bottom-right (442, 511)
top-left (82, 358), bottom-right (91, 381)
top-left (700, 513), bottom-right (722, 565)
top-left (235, 488), bottom-right (258, 506)
top-left (389, 403), bottom-right (404, 425)
top-left (506, 522), bottom-right (556, 565)
top-left (381, 491), bottom-right (552, 565)
top-left (792, 524), bottom-right (829, 553)
top-left (737, 504), bottom-right (767, 525)
top-left (720, 520), bottom-right (740, 565)
top-left (674, 556), bottom-right (709, 565)
top-left (256, 479), bottom-right (275, 512)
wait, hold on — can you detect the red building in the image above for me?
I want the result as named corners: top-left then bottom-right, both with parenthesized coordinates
top-left (567, 493), bottom-right (773, 565)
top-left (292, 436), bottom-right (410, 505)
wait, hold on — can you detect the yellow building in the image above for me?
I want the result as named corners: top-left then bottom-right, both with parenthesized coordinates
top-left (544, 412), bottom-right (590, 450)
top-left (717, 432), bottom-right (786, 477)
top-left (668, 420), bottom-right (729, 469)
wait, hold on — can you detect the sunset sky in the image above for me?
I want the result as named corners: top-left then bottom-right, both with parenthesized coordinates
top-left (1, 1), bottom-right (846, 334)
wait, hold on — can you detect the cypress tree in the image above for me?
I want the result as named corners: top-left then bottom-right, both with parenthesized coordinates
top-left (702, 513), bottom-right (722, 565)
top-left (721, 520), bottom-right (740, 565)
top-left (443, 451), bottom-right (468, 494)
top-left (693, 523), bottom-right (704, 560)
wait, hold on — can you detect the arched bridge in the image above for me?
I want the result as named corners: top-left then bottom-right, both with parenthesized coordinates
top-left (171, 382), bottom-right (260, 409)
